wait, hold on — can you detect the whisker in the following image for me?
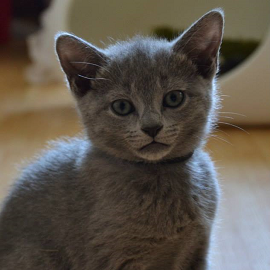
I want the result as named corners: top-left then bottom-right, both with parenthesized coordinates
top-left (71, 62), bottom-right (111, 75)
top-left (214, 128), bottom-right (231, 138)
top-left (77, 74), bottom-right (111, 81)
top-left (211, 136), bottom-right (228, 146)
top-left (183, 40), bottom-right (220, 57)
top-left (211, 134), bottom-right (233, 146)
top-left (219, 116), bottom-right (234, 120)
top-left (218, 122), bottom-right (250, 134)
top-left (219, 112), bottom-right (246, 117)
top-left (204, 146), bottom-right (214, 154)
top-left (158, 133), bottom-right (177, 140)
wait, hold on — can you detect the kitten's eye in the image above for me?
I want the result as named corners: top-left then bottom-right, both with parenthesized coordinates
top-left (163, 90), bottom-right (185, 108)
top-left (111, 100), bottom-right (134, 116)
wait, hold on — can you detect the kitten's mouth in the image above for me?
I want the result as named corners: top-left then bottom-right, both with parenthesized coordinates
top-left (139, 141), bottom-right (169, 151)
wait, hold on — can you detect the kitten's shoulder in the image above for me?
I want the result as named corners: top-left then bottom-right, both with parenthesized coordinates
top-left (188, 149), bottom-right (220, 222)
top-left (23, 136), bottom-right (89, 177)
top-left (0, 137), bottom-right (92, 245)
top-left (8, 137), bottom-right (91, 198)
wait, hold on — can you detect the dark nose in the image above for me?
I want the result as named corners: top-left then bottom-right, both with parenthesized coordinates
top-left (141, 125), bottom-right (163, 138)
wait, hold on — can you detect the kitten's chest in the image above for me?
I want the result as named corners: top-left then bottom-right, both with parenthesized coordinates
top-left (96, 166), bottom-right (201, 237)
top-left (83, 162), bottom-right (217, 269)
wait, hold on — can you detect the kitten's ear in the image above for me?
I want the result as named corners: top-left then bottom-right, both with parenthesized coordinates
top-left (172, 9), bottom-right (224, 78)
top-left (55, 32), bottom-right (107, 97)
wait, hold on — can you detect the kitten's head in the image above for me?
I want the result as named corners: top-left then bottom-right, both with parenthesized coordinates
top-left (56, 10), bottom-right (224, 162)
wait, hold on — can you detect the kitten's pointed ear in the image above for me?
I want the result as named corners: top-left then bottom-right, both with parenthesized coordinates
top-left (172, 9), bottom-right (224, 78)
top-left (55, 32), bottom-right (107, 97)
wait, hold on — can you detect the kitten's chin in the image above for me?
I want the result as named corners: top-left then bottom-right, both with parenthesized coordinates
top-left (135, 142), bottom-right (172, 162)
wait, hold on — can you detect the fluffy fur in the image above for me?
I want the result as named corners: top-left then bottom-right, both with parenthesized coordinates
top-left (0, 9), bottom-right (224, 270)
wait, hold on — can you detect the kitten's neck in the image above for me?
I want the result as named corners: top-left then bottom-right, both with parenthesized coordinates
top-left (132, 152), bottom-right (194, 165)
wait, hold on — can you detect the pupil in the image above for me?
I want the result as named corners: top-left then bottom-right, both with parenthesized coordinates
top-left (120, 102), bottom-right (126, 111)
top-left (171, 94), bottom-right (177, 102)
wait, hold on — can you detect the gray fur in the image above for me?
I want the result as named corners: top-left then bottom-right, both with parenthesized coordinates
top-left (0, 10), bottom-right (224, 270)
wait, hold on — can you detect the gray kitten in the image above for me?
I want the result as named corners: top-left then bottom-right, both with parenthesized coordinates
top-left (0, 10), bottom-right (224, 270)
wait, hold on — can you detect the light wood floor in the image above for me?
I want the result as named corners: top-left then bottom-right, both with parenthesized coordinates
top-left (0, 42), bottom-right (270, 270)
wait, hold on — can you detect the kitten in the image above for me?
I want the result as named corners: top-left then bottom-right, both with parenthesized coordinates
top-left (0, 9), bottom-right (223, 270)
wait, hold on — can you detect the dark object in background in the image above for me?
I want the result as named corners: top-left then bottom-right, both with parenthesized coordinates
top-left (0, 0), bottom-right (52, 43)
top-left (0, 0), bottom-right (11, 43)
top-left (12, 0), bottom-right (52, 39)
top-left (12, 0), bottom-right (51, 21)
top-left (153, 26), bottom-right (183, 41)
top-left (152, 26), bottom-right (260, 75)
top-left (218, 39), bottom-right (259, 75)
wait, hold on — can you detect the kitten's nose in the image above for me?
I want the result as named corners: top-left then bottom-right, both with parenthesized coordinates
top-left (141, 125), bottom-right (163, 138)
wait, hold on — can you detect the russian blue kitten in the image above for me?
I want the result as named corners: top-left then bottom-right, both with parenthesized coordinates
top-left (0, 10), bottom-right (224, 270)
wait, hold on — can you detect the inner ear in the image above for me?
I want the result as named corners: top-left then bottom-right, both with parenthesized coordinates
top-left (55, 32), bottom-right (108, 97)
top-left (172, 10), bottom-right (224, 78)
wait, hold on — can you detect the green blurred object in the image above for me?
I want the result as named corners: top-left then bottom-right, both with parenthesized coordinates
top-left (152, 26), bottom-right (260, 75)
top-left (152, 26), bottom-right (183, 41)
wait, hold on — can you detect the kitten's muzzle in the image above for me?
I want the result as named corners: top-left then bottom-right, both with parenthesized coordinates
top-left (141, 124), bottom-right (163, 138)
top-left (139, 141), bottom-right (169, 151)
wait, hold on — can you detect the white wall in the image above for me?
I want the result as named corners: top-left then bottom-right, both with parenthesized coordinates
top-left (69, 0), bottom-right (270, 47)
top-left (219, 26), bottom-right (270, 125)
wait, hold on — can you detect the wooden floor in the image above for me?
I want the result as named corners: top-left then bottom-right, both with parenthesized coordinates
top-left (0, 42), bottom-right (270, 270)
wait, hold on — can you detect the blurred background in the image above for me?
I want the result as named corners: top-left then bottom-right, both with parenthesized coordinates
top-left (0, 1), bottom-right (269, 269)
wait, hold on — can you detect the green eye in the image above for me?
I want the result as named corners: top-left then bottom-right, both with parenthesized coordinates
top-left (111, 100), bottom-right (134, 116)
top-left (163, 90), bottom-right (185, 108)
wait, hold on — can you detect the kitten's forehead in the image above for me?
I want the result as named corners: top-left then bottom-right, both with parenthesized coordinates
top-left (106, 36), bottom-right (169, 59)
top-left (105, 37), bottom-right (196, 99)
